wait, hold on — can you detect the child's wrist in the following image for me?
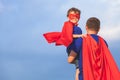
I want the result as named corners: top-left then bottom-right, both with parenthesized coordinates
top-left (78, 35), bottom-right (82, 37)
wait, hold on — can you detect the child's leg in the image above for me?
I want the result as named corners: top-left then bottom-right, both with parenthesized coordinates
top-left (75, 68), bottom-right (80, 80)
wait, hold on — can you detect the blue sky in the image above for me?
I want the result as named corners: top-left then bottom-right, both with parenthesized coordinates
top-left (0, 0), bottom-right (120, 80)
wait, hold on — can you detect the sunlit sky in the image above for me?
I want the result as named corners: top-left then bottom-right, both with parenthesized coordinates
top-left (0, 0), bottom-right (120, 80)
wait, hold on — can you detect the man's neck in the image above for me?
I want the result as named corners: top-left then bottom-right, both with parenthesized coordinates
top-left (87, 30), bottom-right (98, 34)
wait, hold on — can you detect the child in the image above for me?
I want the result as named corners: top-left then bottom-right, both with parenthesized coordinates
top-left (43, 7), bottom-right (83, 80)
top-left (43, 7), bottom-right (82, 46)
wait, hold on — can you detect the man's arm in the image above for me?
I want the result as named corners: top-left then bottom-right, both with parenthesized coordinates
top-left (68, 50), bottom-right (77, 63)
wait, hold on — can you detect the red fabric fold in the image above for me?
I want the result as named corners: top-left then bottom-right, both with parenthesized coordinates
top-left (43, 32), bottom-right (61, 43)
top-left (43, 21), bottom-right (73, 47)
top-left (82, 34), bottom-right (120, 80)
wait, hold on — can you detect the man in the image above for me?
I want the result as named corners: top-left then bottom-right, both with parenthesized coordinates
top-left (68, 17), bottom-right (120, 80)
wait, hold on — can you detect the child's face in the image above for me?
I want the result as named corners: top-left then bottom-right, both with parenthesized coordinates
top-left (68, 11), bottom-right (80, 24)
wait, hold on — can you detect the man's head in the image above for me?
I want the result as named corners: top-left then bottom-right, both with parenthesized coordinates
top-left (67, 7), bottom-right (81, 24)
top-left (86, 17), bottom-right (100, 34)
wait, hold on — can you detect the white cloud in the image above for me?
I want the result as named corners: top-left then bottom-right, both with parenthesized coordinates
top-left (96, 0), bottom-right (120, 41)
top-left (99, 25), bottom-right (120, 41)
top-left (103, 4), bottom-right (120, 22)
top-left (101, 0), bottom-right (120, 5)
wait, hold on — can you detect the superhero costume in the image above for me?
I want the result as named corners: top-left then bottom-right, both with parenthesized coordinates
top-left (82, 34), bottom-right (120, 80)
top-left (68, 34), bottom-right (120, 80)
top-left (43, 21), bottom-right (82, 47)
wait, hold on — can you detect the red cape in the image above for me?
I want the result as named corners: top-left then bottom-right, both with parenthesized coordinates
top-left (43, 21), bottom-right (73, 47)
top-left (82, 35), bottom-right (120, 80)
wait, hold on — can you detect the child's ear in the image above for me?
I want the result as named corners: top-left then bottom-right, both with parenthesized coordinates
top-left (67, 17), bottom-right (70, 20)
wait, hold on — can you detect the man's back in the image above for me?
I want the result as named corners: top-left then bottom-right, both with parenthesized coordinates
top-left (82, 34), bottom-right (120, 80)
top-left (68, 17), bottom-right (120, 80)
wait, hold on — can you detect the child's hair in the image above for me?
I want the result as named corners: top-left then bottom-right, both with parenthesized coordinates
top-left (67, 7), bottom-right (81, 17)
top-left (86, 17), bottom-right (100, 32)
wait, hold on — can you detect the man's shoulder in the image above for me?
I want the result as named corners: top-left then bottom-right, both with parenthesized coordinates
top-left (98, 35), bottom-right (108, 47)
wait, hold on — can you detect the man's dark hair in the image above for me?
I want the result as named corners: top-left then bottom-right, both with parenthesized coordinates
top-left (67, 7), bottom-right (81, 17)
top-left (86, 17), bottom-right (100, 32)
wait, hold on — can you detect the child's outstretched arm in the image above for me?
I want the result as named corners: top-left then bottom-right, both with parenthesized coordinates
top-left (73, 34), bottom-right (86, 38)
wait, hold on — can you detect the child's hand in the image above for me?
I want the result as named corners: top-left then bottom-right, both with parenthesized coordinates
top-left (76, 34), bottom-right (87, 38)
top-left (73, 34), bottom-right (87, 38)
top-left (80, 34), bottom-right (87, 37)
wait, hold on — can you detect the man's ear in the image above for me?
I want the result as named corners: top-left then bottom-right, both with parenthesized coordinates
top-left (85, 26), bottom-right (88, 30)
top-left (98, 27), bottom-right (100, 32)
